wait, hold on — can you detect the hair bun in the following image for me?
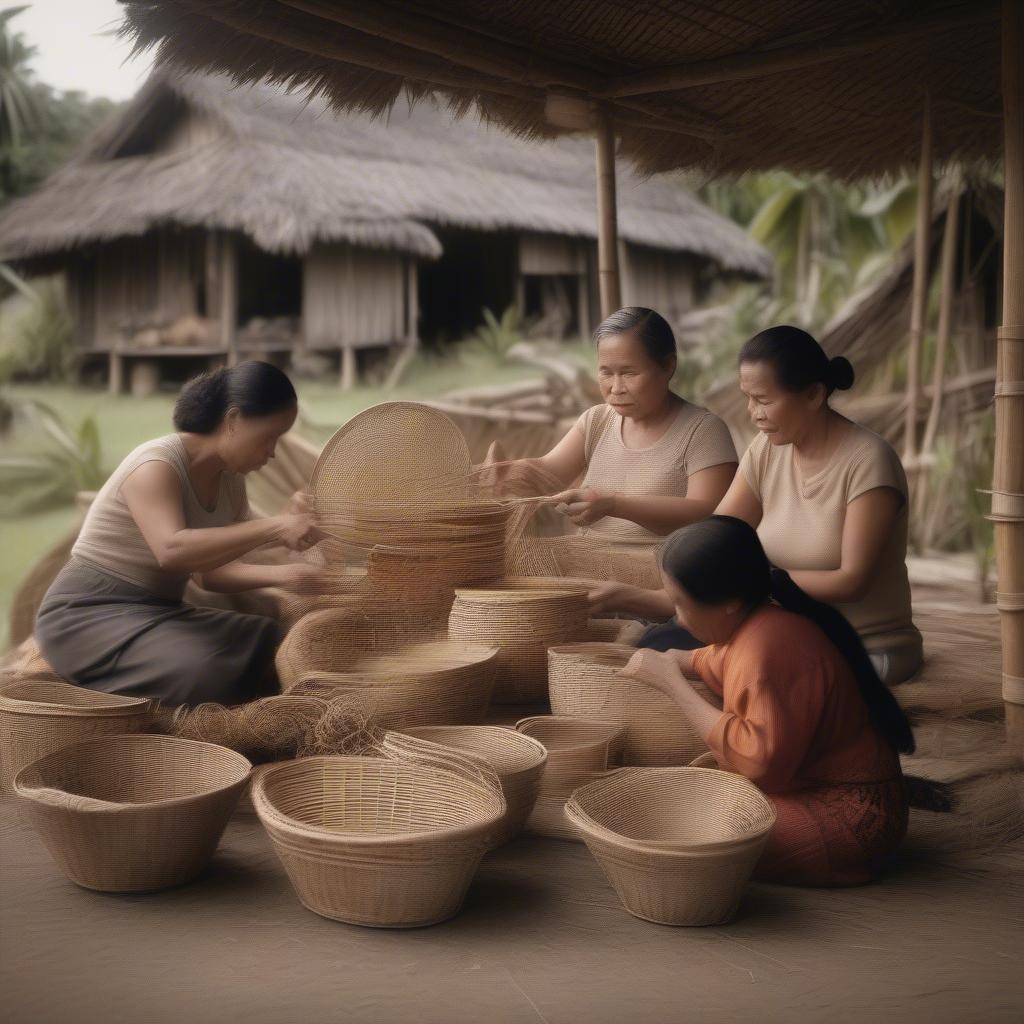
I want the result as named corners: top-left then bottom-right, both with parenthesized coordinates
top-left (827, 356), bottom-right (855, 392)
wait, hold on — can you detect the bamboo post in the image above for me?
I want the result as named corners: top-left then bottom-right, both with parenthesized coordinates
top-left (385, 257), bottom-right (419, 390)
top-left (339, 345), bottom-right (357, 391)
top-left (904, 93), bottom-right (934, 469)
top-left (220, 232), bottom-right (239, 368)
top-left (996, 0), bottom-right (1024, 718)
top-left (108, 348), bottom-right (124, 395)
top-left (594, 108), bottom-right (621, 317)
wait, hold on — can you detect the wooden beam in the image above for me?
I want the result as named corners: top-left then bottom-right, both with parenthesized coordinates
top-left (904, 93), bottom-right (934, 468)
top-left (603, 3), bottom-right (999, 98)
top-left (996, 0), bottom-right (1024, 712)
top-left (220, 232), bottom-right (238, 368)
top-left (595, 109), bottom-right (621, 318)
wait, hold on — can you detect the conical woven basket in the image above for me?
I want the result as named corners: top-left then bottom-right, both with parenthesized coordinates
top-left (515, 716), bottom-right (626, 841)
top-left (252, 754), bottom-right (505, 927)
top-left (14, 734), bottom-right (251, 892)
top-left (0, 677), bottom-right (156, 794)
top-left (548, 643), bottom-right (710, 766)
top-left (448, 589), bottom-right (590, 703)
top-left (291, 640), bottom-right (500, 729)
top-left (402, 726), bottom-right (548, 845)
top-left (565, 767), bottom-right (776, 926)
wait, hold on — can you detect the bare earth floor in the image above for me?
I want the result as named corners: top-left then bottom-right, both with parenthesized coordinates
top-left (2, 799), bottom-right (1022, 1024)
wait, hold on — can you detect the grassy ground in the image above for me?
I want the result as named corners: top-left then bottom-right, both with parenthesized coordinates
top-left (0, 347), bottom-right (562, 649)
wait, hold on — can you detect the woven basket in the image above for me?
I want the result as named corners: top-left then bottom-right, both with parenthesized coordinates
top-left (403, 726), bottom-right (548, 845)
top-left (14, 734), bottom-right (251, 892)
top-left (565, 767), bottom-right (777, 926)
top-left (291, 640), bottom-right (499, 729)
top-left (548, 643), bottom-right (710, 766)
top-left (253, 754), bottom-right (505, 927)
top-left (515, 716), bottom-right (626, 841)
top-left (448, 588), bottom-right (590, 703)
top-left (0, 677), bottom-right (156, 794)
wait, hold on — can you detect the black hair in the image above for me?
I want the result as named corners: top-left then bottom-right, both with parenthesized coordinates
top-left (172, 361), bottom-right (297, 434)
top-left (739, 325), bottom-right (854, 396)
top-left (660, 515), bottom-right (914, 755)
top-left (593, 306), bottom-right (676, 367)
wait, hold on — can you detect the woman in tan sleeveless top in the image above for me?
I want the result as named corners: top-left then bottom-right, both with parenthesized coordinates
top-left (36, 362), bottom-right (323, 704)
top-left (484, 307), bottom-right (737, 542)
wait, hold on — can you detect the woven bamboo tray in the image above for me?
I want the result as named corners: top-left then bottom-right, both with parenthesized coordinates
top-left (402, 726), bottom-right (548, 845)
top-left (548, 643), bottom-right (710, 766)
top-left (14, 734), bottom-right (251, 892)
top-left (448, 589), bottom-right (590, 703)
top-left (515, 716), bottom-right (626, 841)
top-left (252, 754), bottom-right (505, 927)
top-left (565, 767), bottom-right (776, 926)
top-left (291, 640), bottom-right (499, 729)
top-left (0, 677), bottom-right (156, 794)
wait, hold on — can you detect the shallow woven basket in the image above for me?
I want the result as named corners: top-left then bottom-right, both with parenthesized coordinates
top-left (515, 716), bottom-right (626, 841)
top-left (14, 734), bottom-right (251, 892)
top-left (448, 589), bottom-right (590, 703)
top-left (291, 640), bottom-right (499, 729)
top-left (548, 643), bottom-right (710, 766)
top-left (565, 767), bottom-right (777, 926)
top-left (403, 726), bottom-right (548, 845)
top-left (252, 755), bottom-right (505, 927)
top-left (0, 677), bottom-right (156, 794)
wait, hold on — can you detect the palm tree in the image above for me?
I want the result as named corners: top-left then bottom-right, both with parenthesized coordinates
top-left (0, 6), bottom-right (45, 195)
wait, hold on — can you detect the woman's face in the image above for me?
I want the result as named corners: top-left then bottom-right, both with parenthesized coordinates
top-left (661, 572), bottom-right (743, 646)
top-left (739, 360), bottom-right (825, 447)
top-left (596, 332), bottom-right (675, 421)
top-left (219, 405), bottom-right (297, 474)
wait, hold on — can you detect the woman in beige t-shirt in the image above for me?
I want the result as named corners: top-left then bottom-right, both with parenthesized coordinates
top-left (484, 307), bottom-right (737, 542)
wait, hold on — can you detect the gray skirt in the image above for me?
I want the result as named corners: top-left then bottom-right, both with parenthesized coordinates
top-left (36, 559), bottom-right (282, 705)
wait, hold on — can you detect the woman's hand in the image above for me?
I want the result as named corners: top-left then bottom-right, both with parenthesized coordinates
top-left (275, 512), bottom-right (319, 551)
top-left (617, 648), bottom-right (684, 695)
top-left (279, 562), bottom-right (334, 595)
top-left (587, 580), bottom-right (632, 615)
top-left (287, 490), bottom-right (312, 515)
top-left (552, 487), bottom-right (618, 527)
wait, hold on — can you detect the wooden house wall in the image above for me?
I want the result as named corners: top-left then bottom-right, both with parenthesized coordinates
top-left (622, 246), bottom-right (697, 322)
top-left (303, 243), bottom-right (406, 350)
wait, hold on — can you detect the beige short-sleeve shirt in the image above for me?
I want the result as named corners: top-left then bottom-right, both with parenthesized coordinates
top-left (739, 421), bottom-right (917, 649)
top-left (575, 398), bottom-right (737, 544)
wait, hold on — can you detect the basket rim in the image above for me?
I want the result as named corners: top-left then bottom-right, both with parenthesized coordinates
top-left (251, 755), bottom-right (506, 845)
top-left (565, 767), bottom-right (777, 854)
top-left (515, 715), bottom-right (626, 754)
top-left (452, 589), bottom-right (588, 604)
top-left (0, 679), bottom-right (157, 717)
top-left (13, 733), bottom-right (252, 811)
top-left (401, 725), bottom-right (549, 776)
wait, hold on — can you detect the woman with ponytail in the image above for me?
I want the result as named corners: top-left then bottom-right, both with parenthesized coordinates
top-left (36, 361), bottom-right (325, 704)
top-left (621, 516), bottom-right (912, 887)
top-left (599, 325), bottom-right (922, 685)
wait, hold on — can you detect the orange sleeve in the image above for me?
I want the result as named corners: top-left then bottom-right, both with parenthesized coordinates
top-left (690, 645), bottom-right (726, 697)
top-left (706, 662), bottom-right (826, 792)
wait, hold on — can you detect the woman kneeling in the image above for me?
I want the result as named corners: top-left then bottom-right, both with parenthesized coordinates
top-left (622, 515), bottom-right (913, 887)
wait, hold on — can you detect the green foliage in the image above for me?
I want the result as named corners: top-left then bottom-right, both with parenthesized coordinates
top-left (0, 396), bottom-right (105, 515)
top-left (466, 305), bottom-right (522, 361)
top-left (0, 275), bottom-right (75, 383)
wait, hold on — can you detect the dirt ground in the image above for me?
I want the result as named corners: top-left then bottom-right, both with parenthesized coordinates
top-left (2, 797), bottom-right (1022, 1024)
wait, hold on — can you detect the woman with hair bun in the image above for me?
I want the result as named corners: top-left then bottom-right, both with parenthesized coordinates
top-left (36, 361), bottom-right (325, 704)
top-left (603, 325), bottom-right (922, 684)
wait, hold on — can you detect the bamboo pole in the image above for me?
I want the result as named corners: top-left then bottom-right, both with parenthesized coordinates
top-left (904, 93), bottom-right (934, 469)
top-left (996, 0), bottom-right (1024, 714)
top-left (219, 232), bottom-right (238, 368)
top-left (595, 109), bottom-right (621, 318)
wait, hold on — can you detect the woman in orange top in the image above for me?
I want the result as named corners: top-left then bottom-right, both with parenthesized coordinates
top-left (621, 515), bottom-right (914, 887)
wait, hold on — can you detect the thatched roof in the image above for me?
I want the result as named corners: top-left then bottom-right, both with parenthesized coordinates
top-left (0, 70), bottom-right (770, 274)
top-left (118, 1), bottom-right (1002, 180)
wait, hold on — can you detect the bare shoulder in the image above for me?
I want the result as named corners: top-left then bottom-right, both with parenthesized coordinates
top-left (121, 458), bottom-right (183, 499)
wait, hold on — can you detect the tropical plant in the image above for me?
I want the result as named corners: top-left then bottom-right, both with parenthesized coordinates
top-left (0, 5), bottom-right (45, 196)
top-left (0, 275), bottom-right (74, 383)
top-left (0, 397), bottom-right (104, 515)
top-left (466, 305), bottom-right (521, 361)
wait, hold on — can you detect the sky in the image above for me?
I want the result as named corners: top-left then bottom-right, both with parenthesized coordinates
top-left (13, 0), bottom-right (154, 100)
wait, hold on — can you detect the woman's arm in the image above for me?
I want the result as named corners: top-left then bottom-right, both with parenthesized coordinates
top-left (714, 470), bottom-right (763, 527)
top-left (194, 561), bottom-right (331, 594)
top-left (789, 487), bottom-right (903, 604)
top-left (618, 649), bottom-right (721, 742)
top-left (588, 580), bottom-right (674, 619)
top-left (554, 462), bottom-right (737, 534)
top-left (123, 461), bottom-right (316, 575)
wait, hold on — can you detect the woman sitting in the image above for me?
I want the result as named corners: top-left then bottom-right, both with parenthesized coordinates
top-left (486, 306), bottom-right (737, 542)
top-left (621, 515), bottom-right (913, 887)
top-left (603, 325), bottom-right (922, 685)
top-left (36, 361), bottom-right (325, 705)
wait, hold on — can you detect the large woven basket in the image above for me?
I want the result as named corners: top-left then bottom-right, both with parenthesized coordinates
top-left (403, 726), bottom-right (548, 845)
top-left (291, 640), bottom-right (499, 728)
top-left (14, 734), bottom-right (251, 892)
top-left (448, 588), bottom-right (590, 703)
top-left (0, 677), bottom-right (156, 794)
top-left (548, 643), bottom-right (709, 766)
top-left (252, 754), bottom-right (505, 927)
top-left (565, 767), bottom-right (777, 926)
top-left (515, 716), bottom-right (626, 841)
